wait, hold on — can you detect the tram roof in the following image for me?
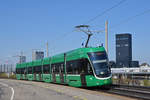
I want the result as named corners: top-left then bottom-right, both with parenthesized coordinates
top-left (16, 47), bottom-right (105, 68)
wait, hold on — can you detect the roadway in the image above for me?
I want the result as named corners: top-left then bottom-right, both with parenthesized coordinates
top-left (0, 79), bottom-right (136, 100)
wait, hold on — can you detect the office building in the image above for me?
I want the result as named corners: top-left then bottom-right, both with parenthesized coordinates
top-left (109, 61), bottom-right (116, 68)
top-left (116, 33), bottom-right (132, 67)
top-left (131, 61), bottom-right (139, 67)
top-left (19, 56), bottom-right (26, 63)
top-left (32, 51), bottom-right (44, 60)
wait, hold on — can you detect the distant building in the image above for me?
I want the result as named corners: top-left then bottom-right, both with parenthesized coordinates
top-left (19, 56), bottom-right (26, 63)
top-left (109, 61), bottom-right (116, 68)
top-left (32, 51), bottom-right (44, 60)
top-left (116, 33), bottom-right (132, 67)
top-left (140, 63), bottom-right (150, 68)
top-left (131, 61), bottom-right (139, 67)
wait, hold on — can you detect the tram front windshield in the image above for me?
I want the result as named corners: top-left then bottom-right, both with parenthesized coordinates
top-left (88, 51), bottom-right (111, 78)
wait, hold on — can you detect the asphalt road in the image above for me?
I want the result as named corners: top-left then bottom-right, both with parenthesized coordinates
top-left (0, 82), bottom-right (12, 100)
top-left (0, 79), bottom-right (136, 100)
top-left (0, 79), bottom-right (75, 100)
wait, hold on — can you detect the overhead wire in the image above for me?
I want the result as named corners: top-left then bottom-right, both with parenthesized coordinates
top-left (91, 8), bottom-right (150, 35)
top-left (84, 0), bottom-right (127, 24)
top-left (50, 0), bottom-right (127, 44)
top-left (79, 0), bottom-right (127, 47)
top-left (49, 29), bottom-right (75, 55)
top-left (110, 9), bottom-right (150, 29)
top-left (48, 0), bottom-right (127, 53)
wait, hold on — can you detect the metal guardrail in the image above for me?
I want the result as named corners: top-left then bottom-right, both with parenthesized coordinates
top-left (111, 67), bottom-right (150, 75)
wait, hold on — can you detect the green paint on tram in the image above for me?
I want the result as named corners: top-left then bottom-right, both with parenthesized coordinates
top-left (16, 47), bottom-right (112, 87)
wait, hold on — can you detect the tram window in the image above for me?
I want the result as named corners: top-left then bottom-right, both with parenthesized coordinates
top-left (81, 59), bottom-right (93, 74)
top-left (28, 67), bottom-right (32, 74)
top-left (67, 60), bottom-right (78, 74)
top-left (43, 64), bottom-right (50, 74)
top-left (66, 59), bottom-right (93, 75)
top-left (24, 68), bottom-right (27, 74)
top-left (55, 64), bottom-right (59, 74)
top-left (72, 62), bottom-right (78, 74)
top-left (16, 68), bottom-right (18, 74)
top-left (66, 59), bottom-right (82, 74)
top-left (52, 64), bottom-right (59, 74)
top-left (58, 64), bottom-right (61, 73)
top-left (80, 59), bottom-right (86, 73)
top-left (19, 69), bottom-right (21, 74)
top-left (19, 68), bottom-right (22, 74)
top-left (51, 64), bottom-right (55, 72)
top-left (33, 66), bottom-right (42, 73)
top-left (67, 62), bottom-right (73, 74)
top-left (21, 68), bottom-right (25, 74)
top-left (23, 68), bottom-right (25, 74)
top-left (16, 68), bottom-right (21, 74)
top-left (51, 62), bottom-right (64, 74)
top-left (60, 64), bottom-right (64, 73)
top-left (87, 62), bottom-right (93, 74)
top-left (74, 61), bottom-right (82, 74)
top-left (20, 68), bottom-right (23, 74)
top-left (16, 69), bottom-right (17, 73)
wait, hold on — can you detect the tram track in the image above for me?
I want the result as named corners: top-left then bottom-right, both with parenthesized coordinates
top-left (100, 84), bottom-right (150, 100)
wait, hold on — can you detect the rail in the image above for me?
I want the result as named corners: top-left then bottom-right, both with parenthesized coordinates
top-left (103, 84), bottom-right (150, 100)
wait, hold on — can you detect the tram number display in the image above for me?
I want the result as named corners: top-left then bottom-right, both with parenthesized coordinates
top-left (95, 52), bottom-right (105, 56)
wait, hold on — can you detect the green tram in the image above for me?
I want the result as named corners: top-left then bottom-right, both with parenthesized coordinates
top-left (16, 47), bottom-right (112, 87)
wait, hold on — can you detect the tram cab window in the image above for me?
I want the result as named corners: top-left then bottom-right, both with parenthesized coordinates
top-left (88, 51), bottom-right (111, 78)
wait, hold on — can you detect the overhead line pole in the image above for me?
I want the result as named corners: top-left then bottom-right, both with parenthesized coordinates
top-left (46, 42), bottom-right (49, 57)
top-left (105, 20), bottom-right (108, 54)
top-left (32, 49), bottom-right (34, 61)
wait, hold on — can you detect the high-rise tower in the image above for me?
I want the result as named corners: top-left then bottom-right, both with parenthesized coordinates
top-left (116, 33), bottom-right (132, 67)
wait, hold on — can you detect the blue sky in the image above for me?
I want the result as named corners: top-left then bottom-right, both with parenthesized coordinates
top-left (0, 0), bottom-right (150, 65)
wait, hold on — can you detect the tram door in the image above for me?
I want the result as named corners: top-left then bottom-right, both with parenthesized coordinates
top-left (80, 59), bottom-right (87, 87)
top-left (24, 68), bottom-right (27, 79)
top-left (39, 73), bottom-right (42, 81)
top-left (34, 67), bottom-right (36, 80)
top-left (52, 65), bottom-right (56, 82)
top-left (21, 69), bottom-right (23, 79)
top-left (34, 73), bottom-right (36, 80)
top-left (81, 73), bottom-right (86, 86)
top-left (59, 64), bottom-right (64, 84)
top-left (39, 66), bottom-right (42, 81)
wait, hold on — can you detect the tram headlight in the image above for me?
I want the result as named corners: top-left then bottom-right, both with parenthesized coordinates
top-left (100, 71), bottom-right (104, 74)
top-left (90, 78), bottom-right (93, 80)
